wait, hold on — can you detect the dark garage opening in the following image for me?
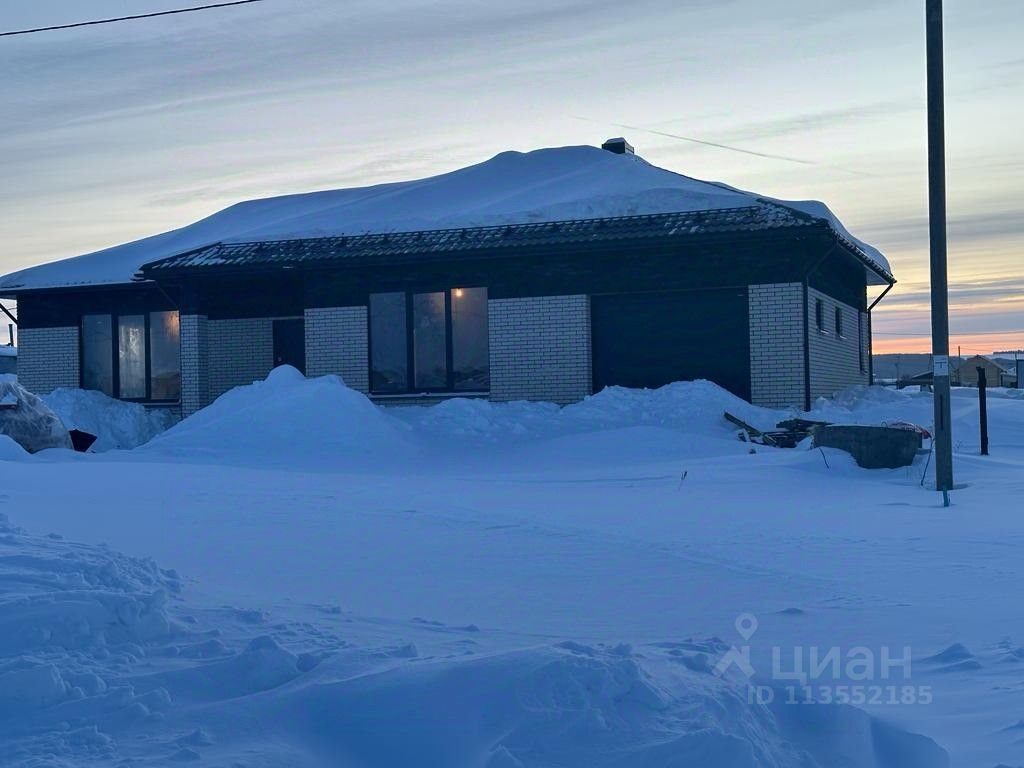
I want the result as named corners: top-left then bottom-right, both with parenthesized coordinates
top-left (591, 288), bottom-right (751, 400)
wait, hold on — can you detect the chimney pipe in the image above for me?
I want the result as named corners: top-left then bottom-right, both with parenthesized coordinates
top-left (601, 137), bottom-right (634, 155)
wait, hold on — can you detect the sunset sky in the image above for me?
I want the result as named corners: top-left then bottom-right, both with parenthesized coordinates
top-left (1, 0), bottom-right (1021, 354)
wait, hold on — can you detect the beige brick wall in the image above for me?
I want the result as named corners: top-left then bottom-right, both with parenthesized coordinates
top-left (15, 326), bottom-right (79, 395)
top-left (807, 287), bottom-right (870, 401)
top-left (748, 283), bottom-right (805, 408)
top-left (180, 314), bottom-right (208, 417)
top-left (304, 306), bottom-right (368, 392)
top-left (488, 295), bottom-right (591, 405)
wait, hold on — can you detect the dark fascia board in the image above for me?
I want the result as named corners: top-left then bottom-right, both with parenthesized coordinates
top-left (140, 225), bottom-right (833, 283)
top-left (827, 230), bottom-right (895, 287)
top-left (1, 280), bottom-right (159, 300)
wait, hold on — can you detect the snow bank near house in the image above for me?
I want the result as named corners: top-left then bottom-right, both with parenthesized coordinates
top-left (396, 380), bottom-right (786, 466)
top-left (0, 376), bottom-right (72, 453)
top-left (0, 145), bottom-right (888, 291)
top-left (401, 380), bottom-right (781, 443)
top-left (42, 387), bottom-right (173, 452)
top-left (145, 365), bottom-right (416, 466)
top-left (145, 372), bottom-right (785, 468)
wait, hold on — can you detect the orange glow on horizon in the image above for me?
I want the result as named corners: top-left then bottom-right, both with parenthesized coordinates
top-left (872, 332), bottom-right (1024, 355)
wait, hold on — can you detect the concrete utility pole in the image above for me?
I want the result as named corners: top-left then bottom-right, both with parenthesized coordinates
top-left (926, 0), bottom-right (954, 505)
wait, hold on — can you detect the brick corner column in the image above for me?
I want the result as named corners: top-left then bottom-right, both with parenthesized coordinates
top-left (179, 314), bottom-right (209, 417)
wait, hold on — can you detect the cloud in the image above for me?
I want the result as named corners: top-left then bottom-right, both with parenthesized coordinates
top-left (856, 209), bottom-right (1024, 251)
top-left (662, 100), bottom-right (921, 144)
top-left (877, 276), bottom-right (1024, 308)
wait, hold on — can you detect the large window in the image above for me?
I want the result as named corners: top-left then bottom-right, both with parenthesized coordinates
top-left (369, 292), bottom-right (408, 393)
top-left (150, 311), bottom-right (182, 400)
top-left (81, 311), bottom-right (180, 401)
top-left (370, 288), bottom-right (489, 394)
top-left (82, 314), bottom-right (114, 396)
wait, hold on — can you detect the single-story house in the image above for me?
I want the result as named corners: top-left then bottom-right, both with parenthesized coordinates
top-left (954, 355), bottom-right (1018, 388)
top-left (0, 140), bottom-right (894, 419)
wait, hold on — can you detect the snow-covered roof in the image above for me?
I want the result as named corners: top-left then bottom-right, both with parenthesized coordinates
top-left (0, 145), bottom-right (891, 293)
top-left (0, 347), bottom-right (15, 358)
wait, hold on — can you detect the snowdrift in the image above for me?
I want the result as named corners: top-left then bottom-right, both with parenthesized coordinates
top-left (42, 387), bottom-right (173, 452)
top-left (144, 365), bottom-right (417, 466)
top-left (394, 380), bottom-right (787, 466)
top-left (243, 642), bottom-right (948, 768)
top-left (144, 372), bottom-right (786, 468)
top-left (0, 512), bottom-right (948, 767)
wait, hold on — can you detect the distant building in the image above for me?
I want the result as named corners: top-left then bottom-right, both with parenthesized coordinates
top-left (955, 355), bottom-right (1017, 388)
top-left (0, 142), bottom-right (894, 417)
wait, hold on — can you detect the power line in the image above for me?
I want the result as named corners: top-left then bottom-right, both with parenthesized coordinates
top-left (573, 116), bottom-right (875, 177)
top-left (0, 0), bottom-right (264, 38)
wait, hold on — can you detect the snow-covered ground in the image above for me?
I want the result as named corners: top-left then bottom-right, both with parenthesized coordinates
top-left (2, 370), bottom-right (1022, 766)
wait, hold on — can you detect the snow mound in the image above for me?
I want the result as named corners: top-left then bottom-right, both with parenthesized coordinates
top-left (144, 366), bottom-right (416, 466)
top-left (0, 434), bottom-right (28, 461)
top-left (0, 145), bottom-right (888, 291)
top-left (400, 380), bottom-right (782, 445)
top-left (0, 377), bottom-right (72, 453)
top-left (0, 515), bottom-right (188, 766)
top-left (0, 513), bottom-right (181, 658)
top-left (248, 643), bottom-right (947, 768)
top-left (42, 387), bottom-right (173, 452)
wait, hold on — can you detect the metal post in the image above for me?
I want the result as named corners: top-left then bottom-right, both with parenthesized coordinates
top-left (977, 367), bottom-right (988, 455)
top-left (926, 0), bottom-right (954, 505)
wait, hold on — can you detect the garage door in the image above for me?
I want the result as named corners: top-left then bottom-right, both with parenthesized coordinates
top-left (591, 288), bottom-right (751, 400)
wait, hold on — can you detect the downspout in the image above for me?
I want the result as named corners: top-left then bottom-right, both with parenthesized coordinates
top-left (867, 281), bottom-right (895, 386)
top-left (867, 280), bottom-right (895, 312)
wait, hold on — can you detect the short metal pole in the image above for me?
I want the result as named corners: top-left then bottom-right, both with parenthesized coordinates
top-left (977, 367), bottom-right (988, 456)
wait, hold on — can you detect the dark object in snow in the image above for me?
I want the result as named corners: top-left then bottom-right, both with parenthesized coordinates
top-left (724, 412), bottom-right (828, 449)
top-left (812, 425), bottom-right (923, 469)
top-left (0, 378), bottom-right (73, 452)
top-left (724, 412), bottom-right (771, 443)
top-left (69, 429), bottom-right (98, 453)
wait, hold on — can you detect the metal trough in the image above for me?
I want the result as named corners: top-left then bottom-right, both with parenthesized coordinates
top-left (812, 425), bottom-right (923, 469)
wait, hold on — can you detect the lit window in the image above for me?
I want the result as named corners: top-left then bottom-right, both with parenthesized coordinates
top-left (80, 311), bottom-right (180, 401)
top-left (150, 311), bottom-right (181, 400)
top-left (370, 288), bottom-right (489, 394)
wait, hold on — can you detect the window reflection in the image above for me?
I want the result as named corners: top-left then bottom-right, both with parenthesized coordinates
top-left (82, 314), bottom-right (113, 396)
top-left (150, 311), bottom-right (181, 400)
